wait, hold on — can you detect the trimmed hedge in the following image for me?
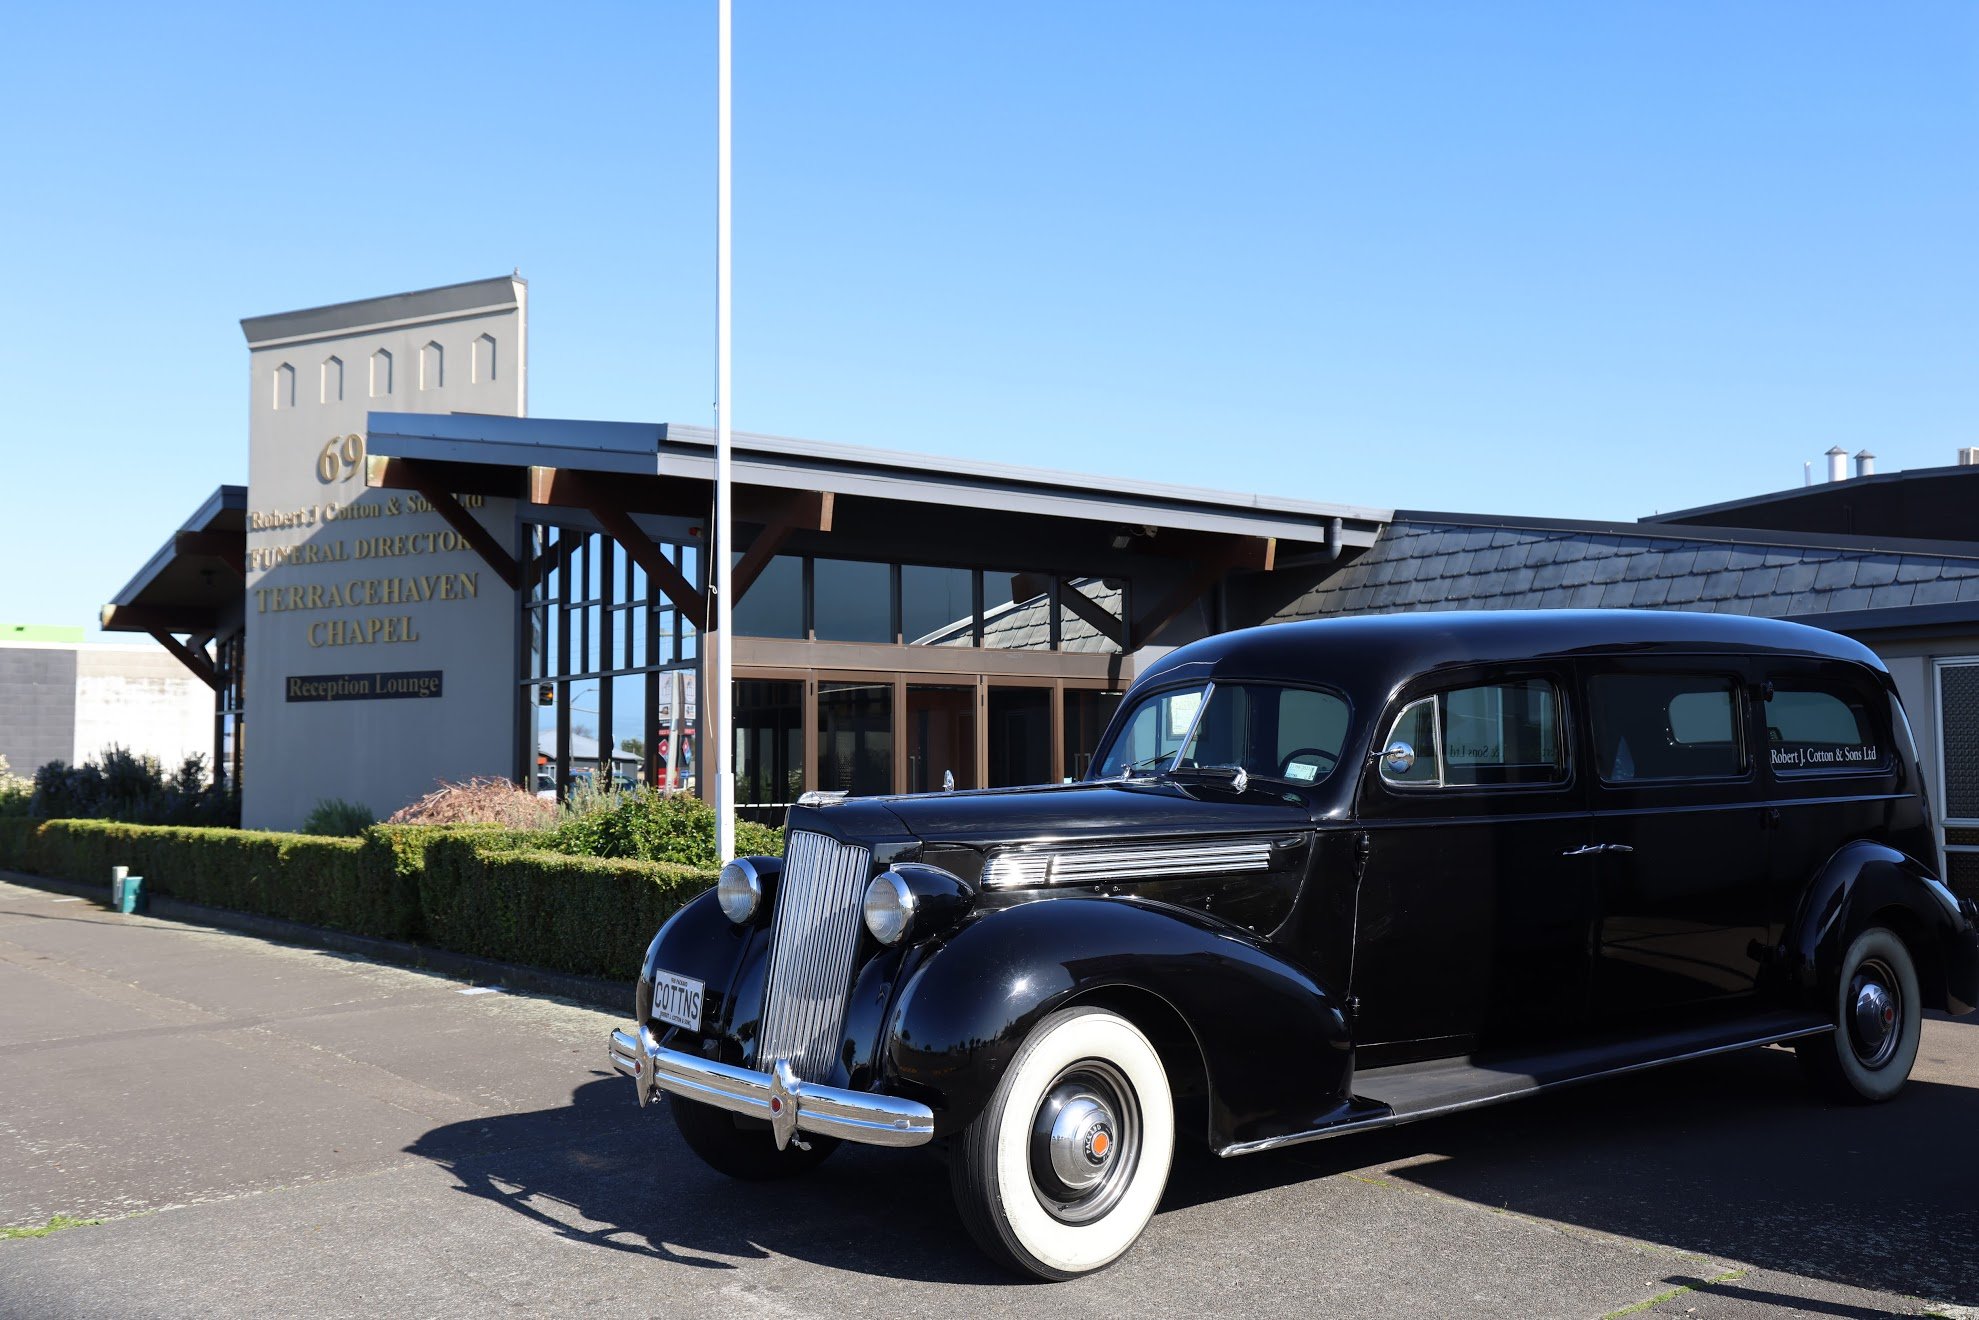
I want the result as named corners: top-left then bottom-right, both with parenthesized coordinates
top-left (0, 819), bottom-right (714, 979)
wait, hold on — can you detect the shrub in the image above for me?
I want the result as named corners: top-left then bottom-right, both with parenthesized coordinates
top-left (301, 798), bottom-right (376, 836)
top-left (418, 833), bottom-right (714, 978)
top-left (0, 756), bottom-right (31, 817)
top-left (15, 819), bottom-right (417, 939)
top-left (546, 787), bottom-right (780, 867)
top-left (27, 747), bottom-right (236, 827)
top-left (387, 777), bottom-right (557, 830)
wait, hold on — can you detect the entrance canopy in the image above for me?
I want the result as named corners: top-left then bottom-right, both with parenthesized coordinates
top-left (100, 484), bottom-right (247, 689)
top-left (363, 412), bottom-right (1391, 651)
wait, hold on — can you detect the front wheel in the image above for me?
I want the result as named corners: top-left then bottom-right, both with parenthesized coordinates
top-left (1796, 925), bottom-right (1922, 1104)
top-left (950, 1006), bottom-right (1175, 1281)
top-left (670, 1096), bottom-right (839, 1180)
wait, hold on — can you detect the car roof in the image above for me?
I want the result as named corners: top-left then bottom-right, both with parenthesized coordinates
top-left (1135, 609), bottom-right (1886, 693)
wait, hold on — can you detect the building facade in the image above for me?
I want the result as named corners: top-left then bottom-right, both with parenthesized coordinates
top-left (0, 628), bottom-right (213, 776)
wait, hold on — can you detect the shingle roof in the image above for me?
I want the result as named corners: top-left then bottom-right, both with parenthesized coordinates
top-left (1273, 519), bottom-right (1979, 627)
top-left (910, 578), bottom-right (1124, 652)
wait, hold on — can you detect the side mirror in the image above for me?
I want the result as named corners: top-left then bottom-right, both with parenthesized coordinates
top-left (1380, 741), bottom-right (1416, 776)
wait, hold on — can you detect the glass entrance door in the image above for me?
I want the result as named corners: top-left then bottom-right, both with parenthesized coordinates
top-left (987, 685), bottom-right (1052, 787)
top-left (818, 680), bottom-right (894, 796)
top-left (908, 685), bottom-right (977, 793)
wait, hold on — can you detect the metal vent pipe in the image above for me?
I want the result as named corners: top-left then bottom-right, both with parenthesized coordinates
top-left (1826, 447), bottom-right (1849, 482)
top-left (1855, 450), bottom-right (1876, 478)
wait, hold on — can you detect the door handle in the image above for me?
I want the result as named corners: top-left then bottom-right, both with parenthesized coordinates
top-left (1562, 843), bottom-right (1634, 857)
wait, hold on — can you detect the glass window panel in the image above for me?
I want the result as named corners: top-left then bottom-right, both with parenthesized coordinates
top-left (531, 690), bottom-right (560, 797)
top-left (1589, 672), bottom-right (1744, 782)
top-left (987, 686), bottom-right (1052, 787)
top-left (818, 681), bottom-right (893, 795)
top-left (1063, 689), bottom-right (1124, 782)
top-left (654, 668), bottom-right (696, 792)
top-left (1765, 681), bottom-right (1884, 774)
top-left (813, 558), bottom-right (893, 643)
top-left (1380, 697), bottom-right (1442, 786)
top-left (902, 565), bottom-right (976, 647)
top-left (982, 573), bottom-right (1047, 650)
top-left (1058, 577), bottom-right (1125, 654)
top-left (628, 605), bottom-right (650, 670)
top-left (907, 685), bottom-right (977, 792)
top-left (525, 604), bottom-right (547, 679)
top-left (563, 678), bottom-right (605, 792)
top-left (585, 534), bottom-right (604, 603)
top-left (609, 673), bottom-right (648, 789)
top-left (629, 561), bottom-right (649, 608)
top-left (736, 679), bottom-right (804, 815)
top-left (732, 554), bottom-right (805, 639)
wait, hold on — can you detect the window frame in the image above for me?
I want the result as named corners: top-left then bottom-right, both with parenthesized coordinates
top-left (1372, 670), bottom-right (1573, 795)
top-left (1584, 663), bottom-right (1754, 788)
top-left (1759, 668), bottom-right (1893, 781)
top-left (1089, 678), bottom-right (1355, 789)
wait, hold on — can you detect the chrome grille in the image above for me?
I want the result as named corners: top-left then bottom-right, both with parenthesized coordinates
top-left (757, 830), bottom-right (872, 1082)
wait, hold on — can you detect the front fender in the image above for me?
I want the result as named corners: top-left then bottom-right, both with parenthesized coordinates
top-left (883, 894), bottom-right (1354, 1151)
top-left (1785, 840), bottom-right (1979, 1015)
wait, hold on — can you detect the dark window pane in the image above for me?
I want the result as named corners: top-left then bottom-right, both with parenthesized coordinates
top-left (813, 558), bottom-right (893, 643)
top-left (737, 679), bottom-right (804, 813)
top-left (902, 565), bottom-right (976, 646)
top-left (1589, 672), bottom-right (1744, 782)
top-left (988, 686), bottom-right (1052, 786)
top-left (1765, 680), bottom-right (1884, 775)
top-left (733, 554), bottom-right (805, 639)
top-left (907, 685), bottom-right (976, 792)
top-left (1944, 664), bottom-right (1979, 819)
top-left (818, 681), bottom-right (893, 795)
top-left (1064, 689), bottom-right (1124, 782)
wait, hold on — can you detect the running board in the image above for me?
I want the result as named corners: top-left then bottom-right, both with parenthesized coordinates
top-left (1218, 1008), bottom-right (1832, 1158)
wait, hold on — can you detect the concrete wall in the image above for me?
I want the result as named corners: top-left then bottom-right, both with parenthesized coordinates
top-left (0, 641), bottom-right (210, 777)
top-left (0, 644), bottom-right (79, 775)
top-left (73, 647), bottom-right (213, 770)
top-left (242, 279), bottom-right (527, 830)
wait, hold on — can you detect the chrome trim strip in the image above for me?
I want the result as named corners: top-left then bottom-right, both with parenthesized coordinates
top-left (608, 1024), bottom-right (933, 1148)
top-left (983, 838), bottom-right (1274, 889)
top-left (1215, 1021), bottom-right (1836, 1158)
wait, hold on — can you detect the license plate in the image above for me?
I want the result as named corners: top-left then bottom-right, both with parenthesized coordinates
top-left (651, 969), bottom-right (704, 1032)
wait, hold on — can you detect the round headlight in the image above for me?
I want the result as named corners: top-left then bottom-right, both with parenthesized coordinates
top-left (717, 859), bottom-right (763, 924)
top-left (862, 870), bottom-right (917, 945)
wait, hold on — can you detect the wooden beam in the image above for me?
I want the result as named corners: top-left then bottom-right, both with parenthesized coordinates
top-left (732, 521), bottom-right (797, 603)
top-left (395, 466), bottom-right (522, 592)
top-left (148, 631), bottom-right (220, 691)
top-left (1055, 577), bottom-right (1125, 649)
top-left (100, 603), bottom-right (220, 633)
top-left (528, 466), bottom-right (835, 530)
top-left (173, 530), bottom-right (245, 579)
top-left (589, 503), bottom-right (709, 624)
top-left (730, 491), bottom-right (836, 603)
top-left (365, 454), bottom-right (528, 500)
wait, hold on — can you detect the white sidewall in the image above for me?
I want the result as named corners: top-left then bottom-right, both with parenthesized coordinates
top-left (1835, 928), bottom-right (1922, 1101)
top-left (992, 1012), bottom-right (1174, 1276)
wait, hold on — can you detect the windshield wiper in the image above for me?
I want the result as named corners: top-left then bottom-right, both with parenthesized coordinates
top-left (1113, 751), bottom-right (1178, 778)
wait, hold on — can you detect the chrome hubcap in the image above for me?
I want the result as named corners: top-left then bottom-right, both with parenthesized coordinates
top-left (1847, 959), bottom-right (1902, 1069)
top-left (1029, 1060), bottom-right (1139, 1224)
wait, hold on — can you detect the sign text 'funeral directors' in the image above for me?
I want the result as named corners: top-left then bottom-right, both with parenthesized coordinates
top-left (286, 671), bottom-right (444, 703)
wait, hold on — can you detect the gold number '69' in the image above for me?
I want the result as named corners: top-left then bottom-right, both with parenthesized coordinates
top-left (316, 433), bottom-right (365, 484)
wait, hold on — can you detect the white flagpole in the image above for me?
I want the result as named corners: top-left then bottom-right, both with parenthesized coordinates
top-left (714, 0), bottom-right (736, 862)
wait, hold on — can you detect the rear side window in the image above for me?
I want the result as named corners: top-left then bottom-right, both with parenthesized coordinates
top-left (1764, 681), bottom-right (1886, 775)
top-left (1588, 672), bottom-right (1744, 782)
top-left (1380, 678), bottom-right (1565, 788)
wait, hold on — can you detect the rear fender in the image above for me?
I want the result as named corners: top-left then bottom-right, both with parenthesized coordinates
top-left (1785, 840), bottom-right (1978, 1014)
top-left (883, 894), bottom-right (1354, 1150)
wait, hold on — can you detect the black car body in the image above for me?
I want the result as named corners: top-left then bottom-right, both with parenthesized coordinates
top-left (610, 609), bottom-right (1979, 1279)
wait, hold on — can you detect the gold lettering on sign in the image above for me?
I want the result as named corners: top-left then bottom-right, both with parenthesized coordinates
top-left (256, 573), bottom-right (479, 618)
top-left (306, 617), bottom-right (422, 647)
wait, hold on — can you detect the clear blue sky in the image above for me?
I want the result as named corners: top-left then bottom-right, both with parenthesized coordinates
top-left (2, 3), bottom-right (1974, 634)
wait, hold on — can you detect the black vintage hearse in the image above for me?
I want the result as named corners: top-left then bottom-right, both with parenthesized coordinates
top-left (609, 610), bottom-right (1979, 1280)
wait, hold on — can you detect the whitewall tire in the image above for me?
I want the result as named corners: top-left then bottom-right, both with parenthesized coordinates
top-left (950, 1006), bottom-right (1175, 1280)
top-left (1796, 926), bottom-right (1922, 1104)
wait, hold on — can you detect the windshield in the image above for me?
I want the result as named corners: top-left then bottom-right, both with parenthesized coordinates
top-left (1091, 682), bottom-right (1351, 785)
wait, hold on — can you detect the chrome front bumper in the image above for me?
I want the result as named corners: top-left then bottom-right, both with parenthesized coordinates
top-left (607, 1023), bottom-right (935, 1150)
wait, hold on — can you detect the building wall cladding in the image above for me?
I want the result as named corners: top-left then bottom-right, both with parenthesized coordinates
top-left (72, 648), bottom-right (211, 770)
top-left (0, 645), bottom-right (79, 774)
top-left (1273, 520), bottom-right (1979, 624)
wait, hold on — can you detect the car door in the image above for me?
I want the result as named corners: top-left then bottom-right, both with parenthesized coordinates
top-left (1350, 665), bottom-right (1595, 1060)
top-left (1577, 656), bottom-right (1771, 1021)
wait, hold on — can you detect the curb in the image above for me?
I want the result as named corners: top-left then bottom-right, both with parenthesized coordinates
top-left (0, 868), bottom-right (631, 1015)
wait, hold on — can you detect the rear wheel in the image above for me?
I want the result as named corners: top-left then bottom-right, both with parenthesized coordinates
top-left (1796, 926), bottom-right (1922, 1104)
top-left (950, 1006), bottom-right (1175, 1280)
top-left (670, 1096), bottom-right (838, 1180)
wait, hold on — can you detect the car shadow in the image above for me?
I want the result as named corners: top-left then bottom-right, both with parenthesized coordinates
top-left (409, 1046), bottom-right (1979, 1297)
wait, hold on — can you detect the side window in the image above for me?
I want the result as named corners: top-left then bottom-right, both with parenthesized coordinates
top-left (1380, 678), bottom-right (1565, 789)
top-left (1764, 679), bottom-right (1887, 775)
top-left (1587, 672), bottom-right (1744, 782)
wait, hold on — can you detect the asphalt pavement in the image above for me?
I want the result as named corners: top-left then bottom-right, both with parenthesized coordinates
top-left (2, 873), bottom-right (1975, 1319)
